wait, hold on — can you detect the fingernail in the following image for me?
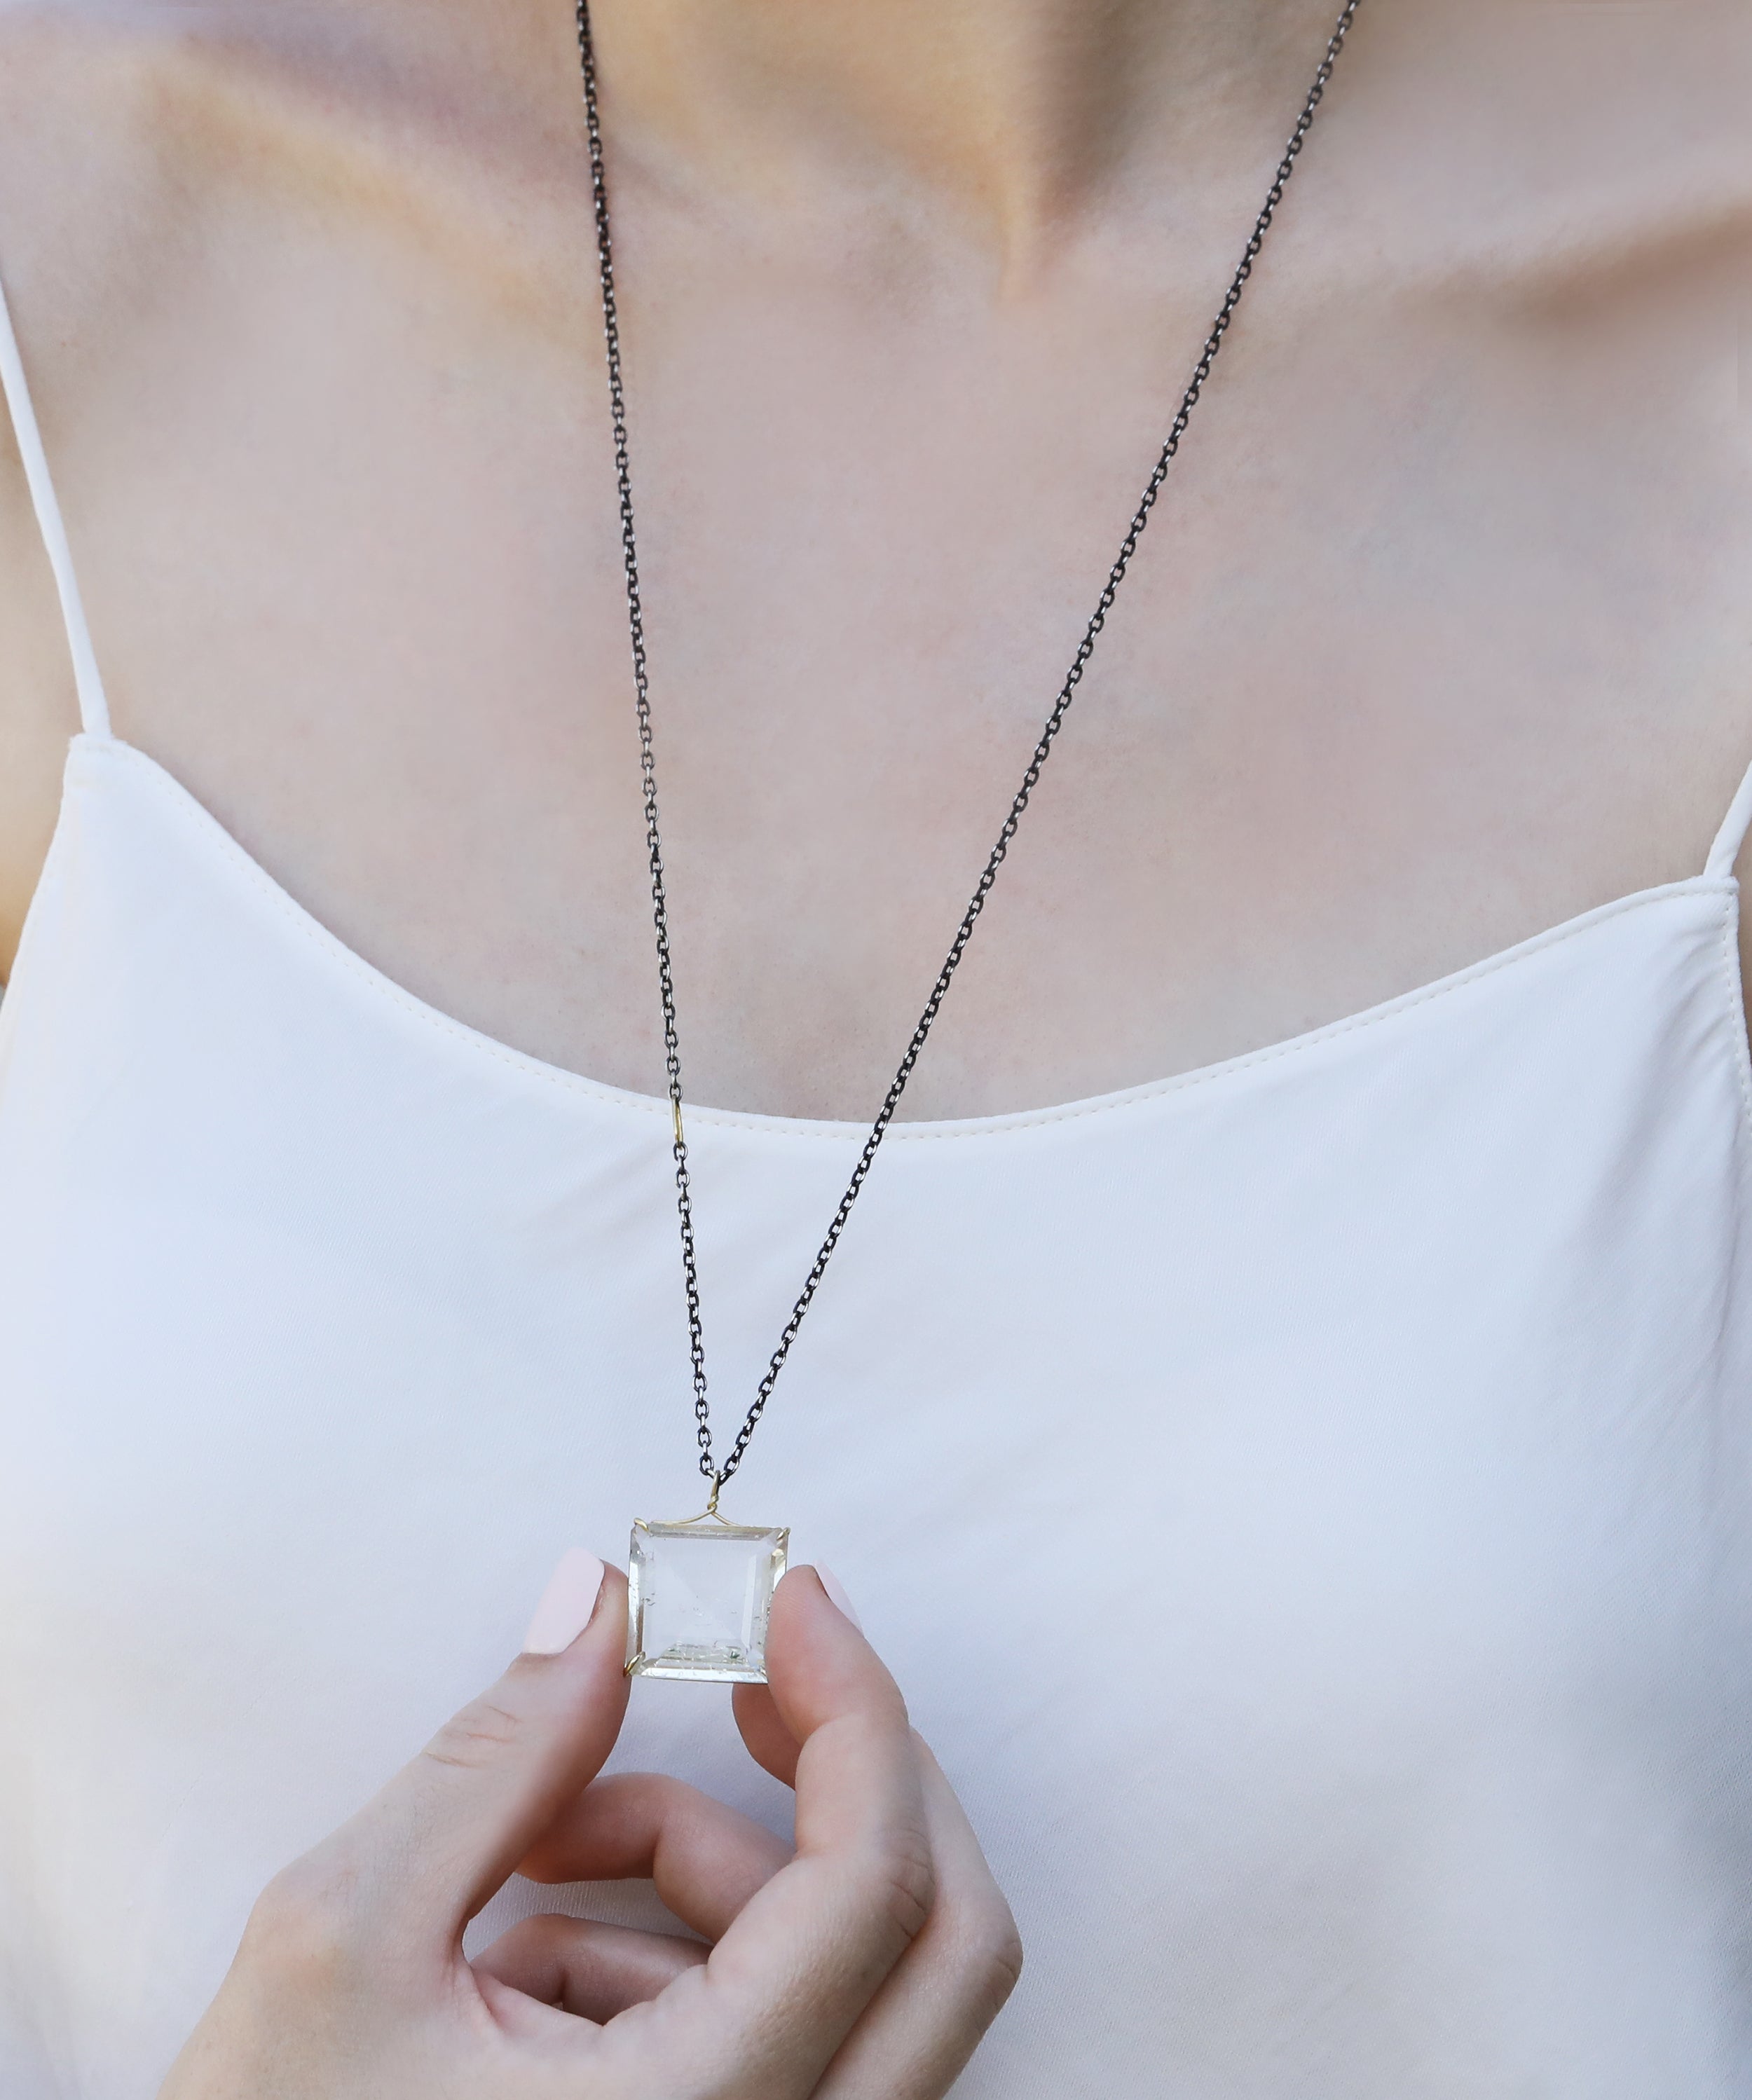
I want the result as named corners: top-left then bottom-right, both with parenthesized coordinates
top-left (521, 1548), bottom-right (608, 1654)
top-left (815, 1563), bottom-right (863, 1632)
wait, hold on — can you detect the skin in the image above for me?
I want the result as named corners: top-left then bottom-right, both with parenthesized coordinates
top-left (1, 0), bottom-right (1750, 1123)
top-left (2, 0), bottom-right (1750, 2084)
top-left (159, 1567), bottom-right (1023, 2099)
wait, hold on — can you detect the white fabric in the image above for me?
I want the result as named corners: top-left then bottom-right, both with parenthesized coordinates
top-left (6, 275), bottom-right (1752, 2100)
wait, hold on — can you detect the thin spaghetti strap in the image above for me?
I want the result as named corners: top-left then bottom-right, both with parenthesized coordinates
top-left (0, 267), bottom-right (111, 738)
top-left (1706, 752), bottom-right (1752, 879)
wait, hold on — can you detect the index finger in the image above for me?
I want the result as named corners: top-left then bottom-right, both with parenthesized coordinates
top-left (612, 1567), bottom-right (933, 2099)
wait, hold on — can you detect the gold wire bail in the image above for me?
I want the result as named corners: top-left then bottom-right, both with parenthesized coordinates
top-left (705, 1473), bottom-right (721, 1517)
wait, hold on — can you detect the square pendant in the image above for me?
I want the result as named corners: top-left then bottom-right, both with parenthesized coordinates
top-left (626, 1516), bottom-right (790, 1683)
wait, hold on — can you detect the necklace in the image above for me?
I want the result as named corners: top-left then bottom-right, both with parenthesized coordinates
top-left (573, 0), bottom-right (1367, 1682)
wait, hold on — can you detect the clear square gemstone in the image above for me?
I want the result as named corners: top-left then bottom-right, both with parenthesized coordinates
top-left (627, 1516), bottom-right (790, 1683)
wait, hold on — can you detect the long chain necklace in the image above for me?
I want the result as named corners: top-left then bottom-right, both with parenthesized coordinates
top-left (574, 0), bottom-right (1367, 1681)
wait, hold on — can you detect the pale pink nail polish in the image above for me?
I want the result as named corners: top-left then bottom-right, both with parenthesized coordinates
top-left (816, 1563), bottom-right (863, 1632)
top-left (521, 1548), bottom-right (607, 1654)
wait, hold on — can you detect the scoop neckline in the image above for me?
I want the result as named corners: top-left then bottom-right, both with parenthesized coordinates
top-left (76, 732), bottom-right (1737, 1144)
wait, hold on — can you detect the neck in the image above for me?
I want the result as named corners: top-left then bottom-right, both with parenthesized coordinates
top-left (581, 0), bottom-right (1362, 261)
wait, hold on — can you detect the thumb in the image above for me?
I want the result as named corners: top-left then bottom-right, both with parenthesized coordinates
top-left (333, 1549), bottom-right (630, 1943)
top-left (753, 1564), bottom-right (907, 1762)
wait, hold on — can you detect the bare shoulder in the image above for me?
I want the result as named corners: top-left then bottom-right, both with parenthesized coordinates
top-left (0, 4), bottom-right (182, 970)
top-left (0, 0), bottom-right (484, 974)
top-left (0, 2), bottom-right (363, 439)
top-left (1338, 0), bottom-right (1752, 291)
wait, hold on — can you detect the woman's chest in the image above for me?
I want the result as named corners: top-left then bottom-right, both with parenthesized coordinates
top-left (4, 786), bottom-right (1752, 2091)
top-left (15, 123), bottom-right (1752, 1120)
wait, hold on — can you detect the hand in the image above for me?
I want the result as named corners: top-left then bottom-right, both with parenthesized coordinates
top-left (158, 1558), bottom-right (1021, 2099)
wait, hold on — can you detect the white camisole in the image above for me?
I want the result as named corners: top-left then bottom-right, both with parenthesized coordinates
top-left (4, 270), bottom-right (1752, 2100)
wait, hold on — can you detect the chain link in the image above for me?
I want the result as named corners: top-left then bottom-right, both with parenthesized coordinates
top-left (574, 0), bottom-right (1365, 1495)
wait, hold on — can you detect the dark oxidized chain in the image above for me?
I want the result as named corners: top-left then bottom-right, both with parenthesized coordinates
top-left (574, 0), bottom-right (1366, 1499)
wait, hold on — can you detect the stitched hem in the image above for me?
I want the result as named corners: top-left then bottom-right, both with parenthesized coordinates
top-left (74, 733), bottom-right (1738, 1146)
top-left (1715, 891), bottom-right (1752, 1146)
